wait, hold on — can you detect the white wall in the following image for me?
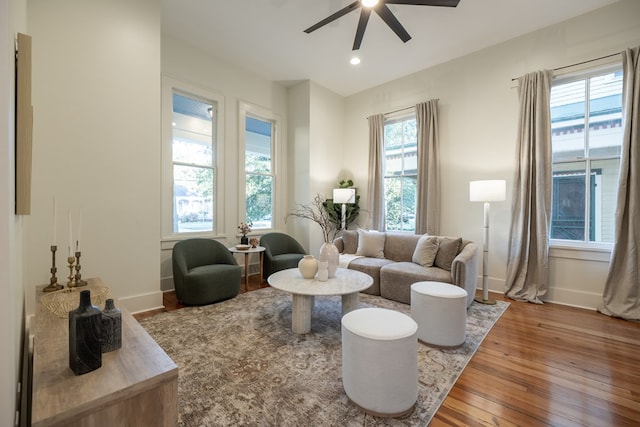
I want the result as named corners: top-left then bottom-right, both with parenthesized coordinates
top-left (26, 0), bottom-right (162, 313)
top-left (343, 0), bottom-right (640, 309)
top-left (160, 35), bottom-right (289, 289)
top-left (286, 81), bottom-right (346, 256)
top-left (1, 0), bottom-right (27, 423)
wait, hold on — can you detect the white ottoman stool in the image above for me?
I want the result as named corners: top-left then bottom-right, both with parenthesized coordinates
top-left (341, 307), bottom-right (418, 417)
top-left (411, 281), bottom-right (468, 347)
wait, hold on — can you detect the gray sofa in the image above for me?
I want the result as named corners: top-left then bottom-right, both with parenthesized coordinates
top-left (333, 230), bottom-right (479, 307)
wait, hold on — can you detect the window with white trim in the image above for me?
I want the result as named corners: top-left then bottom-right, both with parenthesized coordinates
top-left (550, 66), bottom-right (623, 245)
top-left (239, 102), bottom-right (280, 231)
top-left (162, 78), bottom-right (223, 238)
top-left (383, 113), bottom-right (417, 232)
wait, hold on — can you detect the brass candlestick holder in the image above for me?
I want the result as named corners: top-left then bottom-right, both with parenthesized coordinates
top-left (43, 245), bottom-right (63, 292)
top-left (74, 251), bottom-right (87, 287)
top-left (66, 256), bottom-right (77, 288)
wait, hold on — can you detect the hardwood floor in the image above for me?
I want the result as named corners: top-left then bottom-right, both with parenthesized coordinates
top-left (134, 277), bottom-right (640, 426)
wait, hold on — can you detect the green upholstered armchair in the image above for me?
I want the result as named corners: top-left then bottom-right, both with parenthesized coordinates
top-left (261, 232), bottom-right (307, 279)
top-left (172, 238), bottom-right (241, 305)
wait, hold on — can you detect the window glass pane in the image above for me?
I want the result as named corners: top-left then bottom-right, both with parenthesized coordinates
top-left (246, 175), bottom-right (273, 229)
top-left (172, 94), bottom-right (212, 166)
top-left (384, 177), bottom-right (402, 230)
top-left (551, 80), bottom-right (586, 162)
top-left (590, 158), bottom-right (619, 243)
top-left (551, 161), bottom-right (586, 241)
top-left (588, 72), bottom-right (623, 158)
top-left (383, 115), bottom-right (417, 232)
top-left (173, 165), bottom-right (213, 233)
top-left (245, 117), bottom-right (272, 174)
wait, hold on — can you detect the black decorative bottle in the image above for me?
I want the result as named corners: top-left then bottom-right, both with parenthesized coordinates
top-left (69, 289), bottom-right (102, 375)
top-left (101, 298), bottom-right (122, 353)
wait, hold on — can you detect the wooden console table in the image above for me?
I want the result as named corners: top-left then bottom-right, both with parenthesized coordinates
top-left (31, 278), bottom-right (178, 427)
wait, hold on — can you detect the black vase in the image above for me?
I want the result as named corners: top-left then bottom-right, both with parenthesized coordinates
top-left (101, 298), bottom-right (122, 353)
top-left (69, 290), bottom-right (102, 375)
top-left (240, 235), bottom-right (249, 245)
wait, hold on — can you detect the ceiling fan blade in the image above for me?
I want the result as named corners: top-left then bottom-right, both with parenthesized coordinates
top-left (375, 4), bottom-right (411, 43)
top-left (352, 8), bottom-right (372, 50)
top-left (385, 0), bottom-right (460, 6)
top-left (304, 1), bottom-right (361, 34)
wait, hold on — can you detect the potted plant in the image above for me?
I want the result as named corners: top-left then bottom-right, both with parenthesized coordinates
top-left (237, 221), bottom-right (252, 244)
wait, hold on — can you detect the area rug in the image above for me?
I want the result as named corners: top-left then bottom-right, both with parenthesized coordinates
top-left (139, 287), bottom-right (509, 426)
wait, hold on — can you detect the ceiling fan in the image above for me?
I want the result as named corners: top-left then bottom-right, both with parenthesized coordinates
top-left (304, 0), bottom-right (461, 51)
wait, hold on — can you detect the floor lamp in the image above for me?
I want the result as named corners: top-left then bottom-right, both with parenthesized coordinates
top-left (469, 180), bottom-right (506, 305)
top-left (333, 188), bottom-right (356, 230)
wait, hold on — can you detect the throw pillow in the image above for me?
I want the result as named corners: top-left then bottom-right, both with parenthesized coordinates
top-left (412, 235), bottom-right (439, 267)
top-left (434, 237), bottom-right (462, 271)
top-left (341, 230), bottom-right (359, 254)
top-left (355, 229), bottom-right (386, 258)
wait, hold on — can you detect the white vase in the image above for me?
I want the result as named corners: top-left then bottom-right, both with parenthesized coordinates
top-left (317, 261), bottom-right (329, 282)
top-left (319, 242), bottom-right (339, 278)
top-left (298, 255), bottom-right (318, 279)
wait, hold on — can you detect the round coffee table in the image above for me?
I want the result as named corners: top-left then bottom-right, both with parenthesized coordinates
top-left (267, 267), bottom-right (373, 334)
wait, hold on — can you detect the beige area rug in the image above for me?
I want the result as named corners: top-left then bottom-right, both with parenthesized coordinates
top-left (139, 287), bottom-right (509, 426)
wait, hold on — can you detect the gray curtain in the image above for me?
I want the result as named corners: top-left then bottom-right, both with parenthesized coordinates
top-left (505, 70), bottom-right (553, 304)
top-left (367, 114), bottom-right (385, 231)
top-left (415, 100), bottom-right (440, 235)
top-left (599, 47), bottom-right (640, 321)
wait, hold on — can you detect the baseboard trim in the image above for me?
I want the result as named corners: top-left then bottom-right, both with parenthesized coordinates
top-left (118, 291), bottom-right (164, 315)
top-left (481, 276), bottom-right (601, 311)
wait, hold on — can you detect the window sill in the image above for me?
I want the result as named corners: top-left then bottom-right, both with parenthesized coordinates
top-left (549, 240), bottom-right (612, 262)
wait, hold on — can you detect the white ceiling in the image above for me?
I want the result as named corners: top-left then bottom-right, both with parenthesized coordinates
top-left (161, 0), bottom-right (620, 97)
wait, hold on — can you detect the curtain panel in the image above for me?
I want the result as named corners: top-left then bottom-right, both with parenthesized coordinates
top-left (505, 70), bottom-right (553, 304)
top-left (415, 100), bottom-right (440, 235)
top-left (599, 46), bottom-right (640, 322)
top-left (367, 114), bottom-right (385, 231)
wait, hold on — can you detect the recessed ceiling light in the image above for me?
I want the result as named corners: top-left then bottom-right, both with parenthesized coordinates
top-left (350, 56), bottom-right (361, 65)
top-left (361, 0), bottom-right (379, 7)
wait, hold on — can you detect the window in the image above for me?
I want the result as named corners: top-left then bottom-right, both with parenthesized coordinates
top-left (162, 78), bottom-right (223, 238)
top-left (550, 66), bottom-right (623, 244)
top-left (239, 103), bottom-right (280, 231)
top-left (383, 114), bottom-right (417, 232)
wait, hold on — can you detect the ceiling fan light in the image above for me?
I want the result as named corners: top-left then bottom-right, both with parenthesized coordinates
top-left (350, 56), bottom-right (361, 65)
top-left (361, 0), bottom-right (379, 8)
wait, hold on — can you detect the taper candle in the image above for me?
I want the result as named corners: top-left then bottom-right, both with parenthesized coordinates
top-left (52, 197), bottom-right (57, 245)
top-left (76, 211), bottom-right (82, 252)
top-left (68, 210), bottom-right (73, 257)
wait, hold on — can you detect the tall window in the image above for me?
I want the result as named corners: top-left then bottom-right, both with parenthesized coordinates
top-left (550, 66), bottom-right (622, 244)
top-left (239, 102), bottom-right (280, 231)
top-left (162, 78), bottom-right (222, 238)
top-left (245, 115), bottom-right (274, 229)
top-left (383, 114), bottom-right (417, 232)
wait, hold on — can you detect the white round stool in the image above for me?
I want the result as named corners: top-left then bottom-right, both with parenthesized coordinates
top-left (341, 307), bottom-right (418, 417)
top-left (411, 281), bottom-right (468, 347)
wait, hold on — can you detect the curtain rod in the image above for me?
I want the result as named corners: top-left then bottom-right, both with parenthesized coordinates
top-left (384, 99), bottom-right (440, 116)
top-left (511, 52), bottom-right (621, 81)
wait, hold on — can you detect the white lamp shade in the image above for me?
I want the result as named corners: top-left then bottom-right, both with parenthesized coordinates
top-left (333, 188), bottom-right (356, 204)
top-left (469, 180), bottom-right (506, 202)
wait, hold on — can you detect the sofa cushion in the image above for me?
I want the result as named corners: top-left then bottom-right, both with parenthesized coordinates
top-left (384, 232), bottom-right (422, 262)
top-left (412, 235), bottom-right (439, 267)
top-left (434, 237), bottom-right (462, 271)
top-left (380, 262), bottom-right (452, 304)
top-left (347, 257), bottom-right (395, 296)
top-left (355, 230), bottom-right (386, 258)
top-left (341, 230), bottom-right (359, 254)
